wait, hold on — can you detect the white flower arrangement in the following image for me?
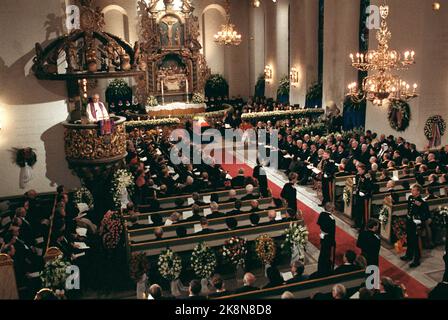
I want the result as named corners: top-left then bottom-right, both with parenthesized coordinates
top-left (111, 169), bottom-right (134, 209)
top-left (158, 249), bottom-right (182, 281)
top-left (125, 118), bottom-right (181, 129)
top-left (281, 222), bottom-right (309, 256)
top-left (73, 187), bottom-right (94, 208)
top-left (192, 92), bottom-right (205, 104)
top-left (221, 236), bottom-right (247, 267)
top-left (191, 242), bottom-right (217, 279)
top-left (40, 255), bottom-right (72, 290)
top-left (343, 187), bottom-right (351, 207)
top-left (146, 95), bottom-right (159, 107)
top-left (241, 108), bottom-right (324, 121)
top-left (378, 206), bottom-right (389, 228)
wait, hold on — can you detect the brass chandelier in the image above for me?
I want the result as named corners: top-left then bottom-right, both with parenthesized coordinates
top-left (214, 0), bottom-right (242, 46)
top-left (347, 4), bottom-right (418, 106)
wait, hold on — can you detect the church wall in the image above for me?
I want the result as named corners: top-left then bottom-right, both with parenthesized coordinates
top-left (322, 0), bottom-right (360, 109)
top-left (365, 0), bottom-right (448, 150)
top-left (0, 0), bottom-right (81, 197)
top-left (202, 7), bottom-right (226, 75)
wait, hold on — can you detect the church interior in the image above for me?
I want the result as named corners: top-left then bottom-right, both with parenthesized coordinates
top-left (0, 0), bottom-right (447, 301)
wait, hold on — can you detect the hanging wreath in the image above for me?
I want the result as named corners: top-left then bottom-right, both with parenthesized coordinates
top-left (129, 253), bottom-right (150, 283)
top-left (388, 100), bottom-right (411, 132)
top-left (424, 115), bottom-right (446, 148)
top-left (221, 236), bottom-right (247, 267)
top-left (255, 234), bottom-right (276, 265)
top-left (378, 206), bottom-right (389, 229)
top-left (191, 242), bottom-right (217, 279)
top-left (73, 187), bottom-right (94, 208)
top-left (158, 249), bottom-right (182, 281)
top-left (343, 187), bottom-right (351, 207)
top-left (14, 147), bottom-right (37, 167)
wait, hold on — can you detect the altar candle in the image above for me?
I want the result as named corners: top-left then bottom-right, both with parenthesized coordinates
top-left (161, 80), bottom-right (164, 96)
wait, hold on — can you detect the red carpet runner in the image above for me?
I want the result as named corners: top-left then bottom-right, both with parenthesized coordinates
top-left (221, 161), bottom-right (429, 298)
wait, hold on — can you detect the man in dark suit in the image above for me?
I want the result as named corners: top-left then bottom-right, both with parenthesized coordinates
top-left (241, 184), bottom-right (258, 201)
top-left (286, 260), bottom-right (309, 284)
top-left (233, 273), bottom-right (259, 294)
top-left (195, 217), bottom-right (214, 234)
top-left (231, 169), bottom-right (246, 188)
top-left (207, 202), bottom-right (225, 219)
top-left (320, 150), bottom-right (337, 207)
top-left (192, 192), bottom-right (207, 206)
top-left (334, 250), bottom-right (360, 274)
top-left (281, 172), bottom-right (298, 214)
top-left (208, 274), bottom-right (228, 298)
top-left (357, 219), bottom-right (381, 267)
top-left (187, 280), bottom-right (206, 300)
top-left (184, 205), bottom-right (202, 222)
top-left (226, 200), bottom-right (242, 216)
top-left (353, 163), bottom-right (374, 230)
top-left (253, 160), bottom-right (268, 197)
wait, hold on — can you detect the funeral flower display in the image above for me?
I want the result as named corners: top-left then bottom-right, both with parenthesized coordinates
top-left (255, 234), bottom-right (276, 265)
top-left (392, 216), bottom-right (407, 246)
top-left (343, 187), bottom-right (351, 207)
top-left (221, 236), bottom-right (247, 267)
top-left (378, 206), bottom-right (389, 228)
top-left (125, 118), bottom-right (181, 129)
top-left (129, 253), bottom-right (150, 283)
top-left (281, 222), bottom-right (309, 256)
top-left (388, 100), bottom-right (411, 132)
top-left (40, 255), bottom-right (72, 290)
top-left (158, 249), bottom-right (182, 281)
top-left (146, 95), bottom-right (159, 107)
top-left (190, 242), bottom-right (217, 279)
top-left (14, 147), bottom-right (37, 168)
top-left (241, 108), bottom-right (324, 122)
top-left (73, 187), bottom-right (94, 208)
top-left (424, 115), bottom-right (446, 147)
top-left (111, 169), bottom-right (134, 208)
top-left (100, 210), bottom-right (124, 249)
top-left (192, 92), bottom-right (205, 104)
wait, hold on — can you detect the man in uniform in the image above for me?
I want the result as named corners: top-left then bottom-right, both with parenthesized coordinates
top-left (356, 219), bottom-right (381, 266)
top-left (353, 163), bottom-right (374, 230)
top-left (317, 203), bottom-right (336, 274)
top-left (320, 150), bottom-right (337, 207)
top-left (400, 184), bottom-right (429, 268)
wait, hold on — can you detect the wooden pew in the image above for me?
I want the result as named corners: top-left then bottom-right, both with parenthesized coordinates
top-left (128, 208), bottom-right (287, 243)
top-left (212, 270), bottom-right (366, 300)
top-left (126, 197), bottom-right (275, 224)
top-left (127, 218), bottom-right (295, 257)
top-left (343, 173), bottom-right (441, 220)
top-left (380, 196), bottom-right (448, 243)
top-left (139, 187), bottom-right (260, 210)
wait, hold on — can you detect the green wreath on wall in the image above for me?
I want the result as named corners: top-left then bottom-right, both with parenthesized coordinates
top-left (388, 99), bottom-right (411, 132)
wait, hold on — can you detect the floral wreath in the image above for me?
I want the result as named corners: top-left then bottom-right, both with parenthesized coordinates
top-left (388, 100), bottom-right (411, 132)
top-left (111, 169), bottom-right (134, 209)
top-left (129, 253), bottom-right (150, 283)
top-left (40, 255), bottom-right (72, 290)
top-left (343, 187), bottom-right (351, 207)
top-left (378, 206), bottom-right (389, 229)
top-left (158, 248), bottom-right (182, 281)
top-left (221, 236), bottom-right (247, 267)
top-left (100, 210), bottom-right (124, 249)
top-left (191, 242), bottom-right (217, 279)
top-left (73, 187), bottom-right (94, 208)
top-left (14, 147), bottom-right (37, 168)
top-left (192, 92), bottom-right (205, 104)
top-left (146, 95), bottom-right (158, 107)
top-left (432, 206), bottom-right (448, 229)
top-left (255, 234), bottom-right (276, 265)
top-left (281, 222), bottom-right (309, 257)
top-left (392, 216), bottom-right (407, 246)
top-left (424, 115), bottom-right (446, 147)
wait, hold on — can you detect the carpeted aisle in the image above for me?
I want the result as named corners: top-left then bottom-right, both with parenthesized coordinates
top-left (221, 160), bottom-right (429, 298)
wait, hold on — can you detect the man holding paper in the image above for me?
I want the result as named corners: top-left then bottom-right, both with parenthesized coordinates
top-left (400, 184), bottom-right (429, 268)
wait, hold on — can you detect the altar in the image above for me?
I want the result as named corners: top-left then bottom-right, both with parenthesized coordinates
top-left (146, 102), bottom-right (206, 117)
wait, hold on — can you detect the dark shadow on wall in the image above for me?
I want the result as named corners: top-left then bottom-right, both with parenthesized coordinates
top-left (0, 44), bottom-right (66, 106)
top-left (41, 123), bottom-right (81, 190)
